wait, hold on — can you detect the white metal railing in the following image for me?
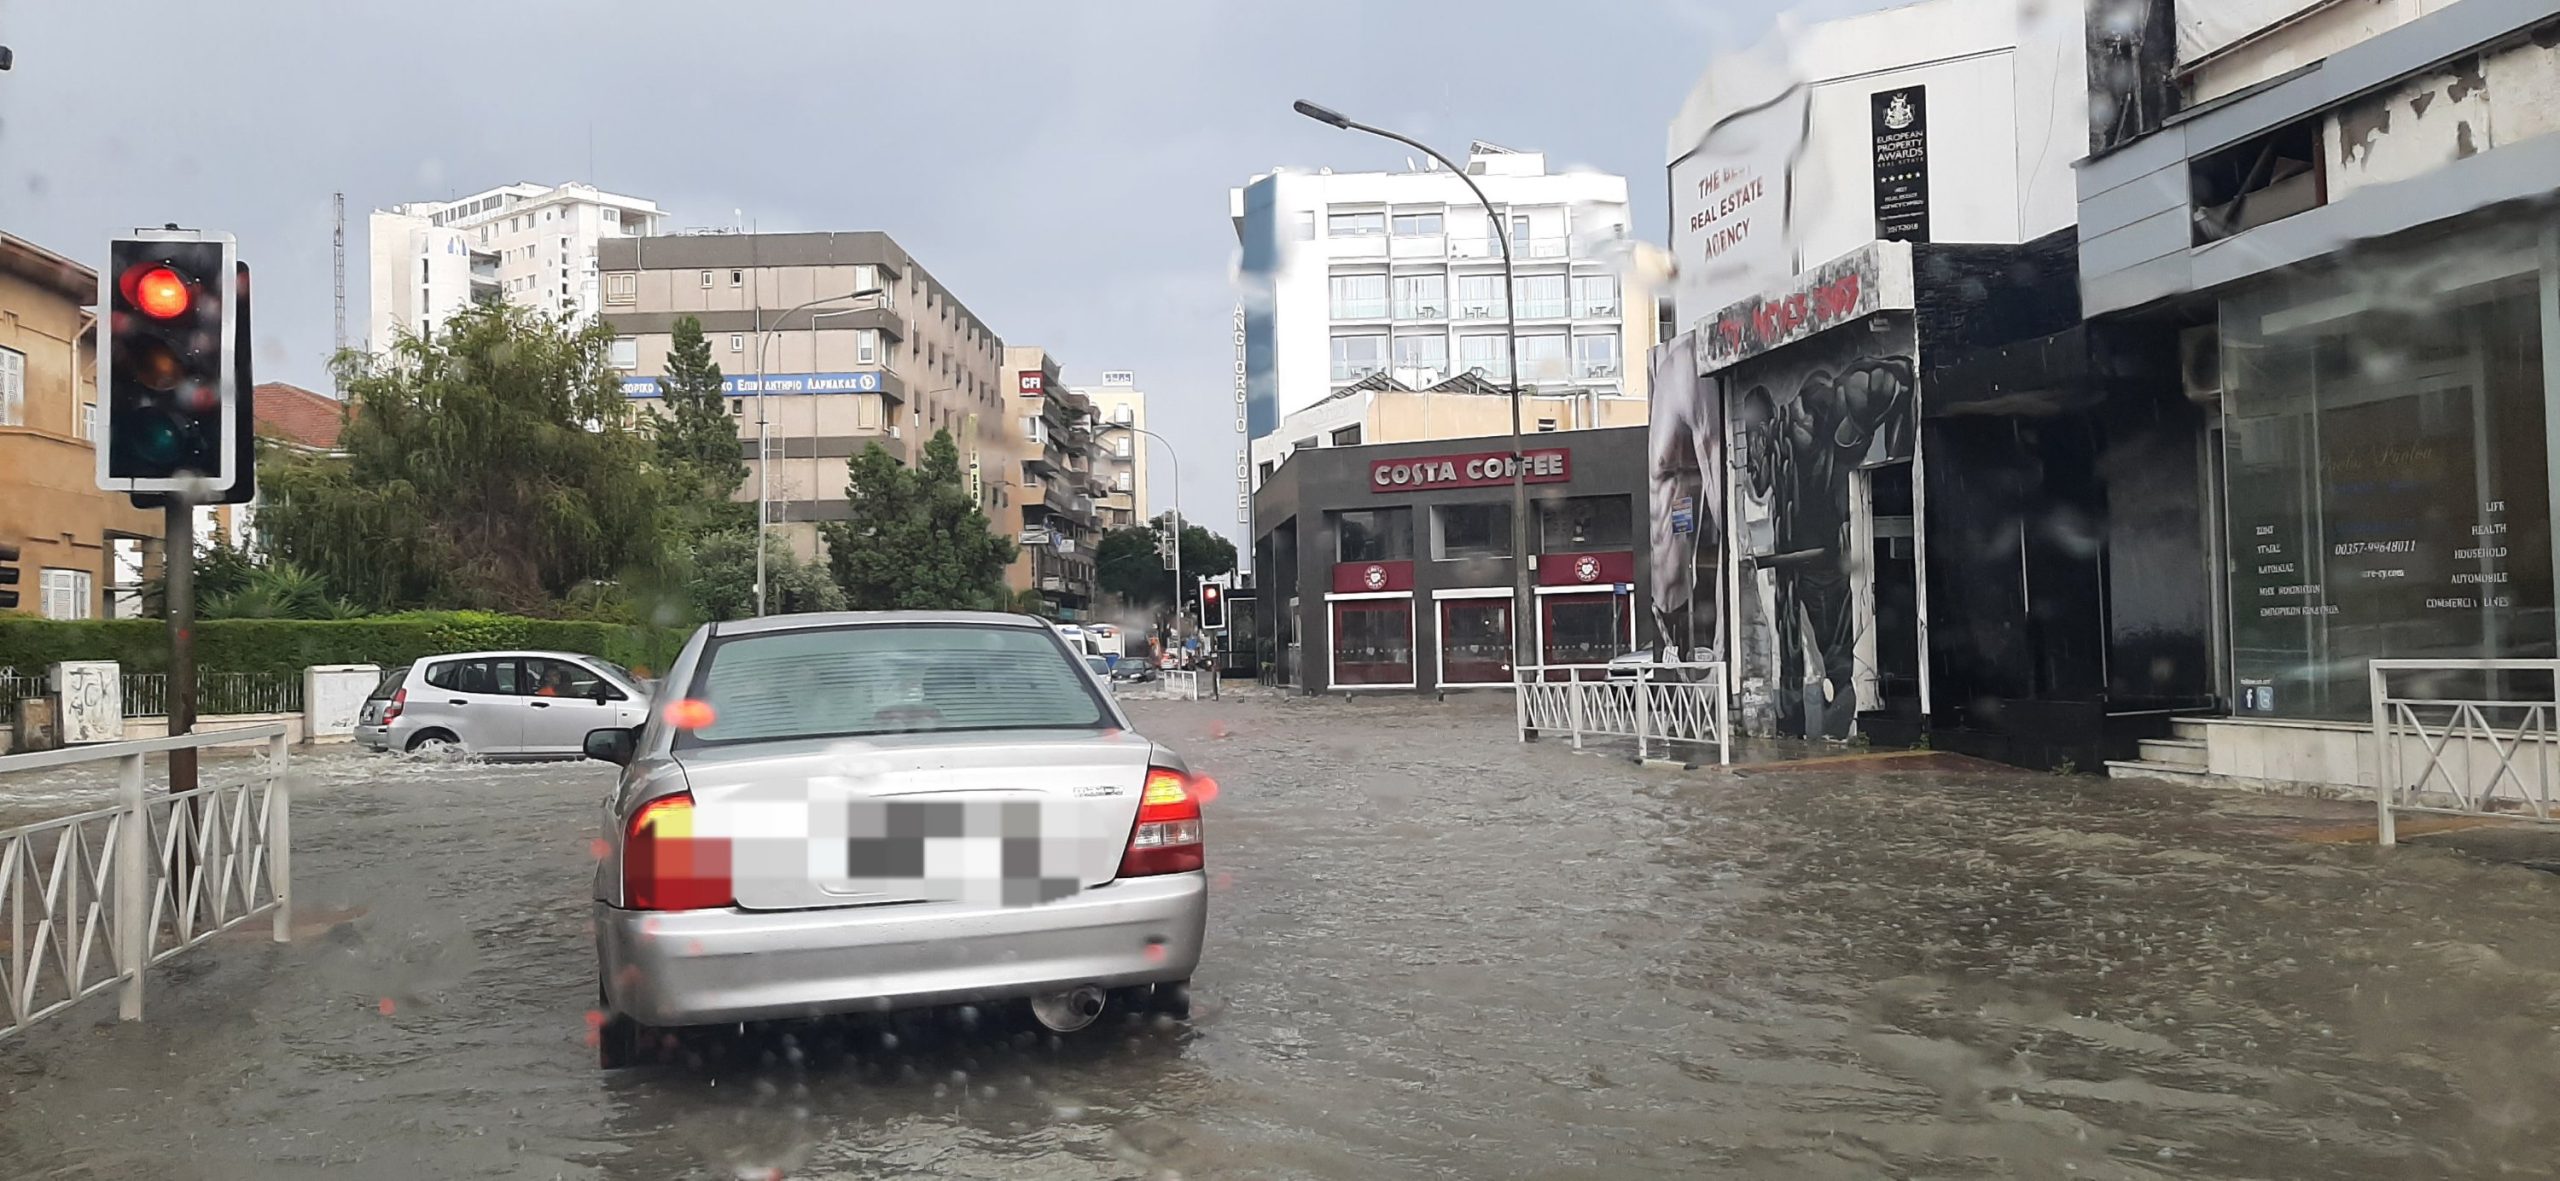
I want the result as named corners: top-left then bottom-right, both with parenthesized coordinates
top-left (1516, 662), bottom-right (1730, 765)
top-left (0, 725), bottom-right (292, 1042)
top-left (2369, 659), bottom-right (2560, 845)
top-left (1161, 670), bottom-right (1201, 701)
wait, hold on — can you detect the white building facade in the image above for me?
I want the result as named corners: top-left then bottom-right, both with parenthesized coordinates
top-left (1077, 374), bottom-right (1150, 531)
top-left (366, 182), bottom-right (664, 350)
top-left (1233, 148), bottom-right (1647, 487)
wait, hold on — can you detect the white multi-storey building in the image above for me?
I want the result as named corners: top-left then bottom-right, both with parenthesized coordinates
top-left (1232, 146), bottom-right (1649, 487)
top-left (1077, 374), bottom-right (1150, 530)
top-left (366, 181), bottom-right (664, 349)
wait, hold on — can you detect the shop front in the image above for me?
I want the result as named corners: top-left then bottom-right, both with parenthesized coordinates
top-left (1252, 427), bottom-right (1653, 694)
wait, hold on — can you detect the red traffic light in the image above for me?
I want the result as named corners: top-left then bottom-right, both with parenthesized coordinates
top-left (125, 264), bottom-right (194, 319)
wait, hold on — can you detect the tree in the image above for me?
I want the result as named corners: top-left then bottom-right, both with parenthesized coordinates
top-left (1095, 515), bottom-right (1237, 608)
top-left (686, 529), bottom-right (845, 621)
top-left (652, 316), bottom-right (749, 536)
top-left (819, 430), bottom-right (1017, 610)
top-left (259, 303), bottom-right (677, 613)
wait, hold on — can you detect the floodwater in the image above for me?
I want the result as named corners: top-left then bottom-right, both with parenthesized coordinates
top-left (2, 694), bottom-right (2557, 1179)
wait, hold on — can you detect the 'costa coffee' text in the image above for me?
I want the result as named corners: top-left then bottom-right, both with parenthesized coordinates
top-left (1370, 449), bottom-right (1571, 493)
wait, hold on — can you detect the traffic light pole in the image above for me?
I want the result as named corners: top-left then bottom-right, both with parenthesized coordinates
top-left (164, 498), bottom-right (196, 793)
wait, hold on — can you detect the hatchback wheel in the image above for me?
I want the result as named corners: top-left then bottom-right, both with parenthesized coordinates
top-left (406, 729), bottom-right (462, 756)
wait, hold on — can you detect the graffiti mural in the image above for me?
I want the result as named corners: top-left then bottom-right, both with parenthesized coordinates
top-left (1645, 332), bottom-right (1725, 665)
top-left (1730, 320), bottom-right (1917, 738)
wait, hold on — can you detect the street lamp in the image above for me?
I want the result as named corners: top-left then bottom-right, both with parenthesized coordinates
top-left (1294, 99), bottom-right (1533, 679)
top-left (1094, 422), bottom-right (1184, 628)
top-left (753, 286), bottom-right (885, 616)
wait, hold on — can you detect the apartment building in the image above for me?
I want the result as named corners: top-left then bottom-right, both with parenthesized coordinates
top-left (1233, 146), bottom-right (1653, 486)
top-left (1007, 348), bottom-right (1105, 618)
top-left (0, 232), bottom-right (162, 619)
top-left (596, 231), bottom-right (1013, 561)
top-left (367, 181), bottom-right (665, 348)
top-left (1076, 373), bottom-right (1149, 530)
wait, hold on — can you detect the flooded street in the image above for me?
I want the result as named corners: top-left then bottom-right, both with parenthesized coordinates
top-left (3, 694), bottom-right (2558, 1179)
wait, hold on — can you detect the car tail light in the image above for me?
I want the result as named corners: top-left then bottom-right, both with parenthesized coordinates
top-left (382, 688), bottom-right (405, 722)
top-left (623, 792), bottom-right (734, 910)
top-left (1119, 768), bottom-right (1205, 878)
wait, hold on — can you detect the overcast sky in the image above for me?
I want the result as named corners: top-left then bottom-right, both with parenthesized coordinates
top-left (0, 0), bottom-right (1876, 542)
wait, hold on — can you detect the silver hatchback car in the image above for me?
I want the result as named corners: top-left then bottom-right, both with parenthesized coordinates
top-left (584, 612), bottom-right (1207, 1068)
top-left (353, 651), bottom-right (652, 759)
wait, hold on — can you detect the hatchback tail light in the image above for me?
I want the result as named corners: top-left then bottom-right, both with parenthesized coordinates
top-left (623, 792), bottom-right (734, 910)
top-left (1119, 768), bottom-right (1205, 878)
top-left (381, 688), bottom-right (405, 722)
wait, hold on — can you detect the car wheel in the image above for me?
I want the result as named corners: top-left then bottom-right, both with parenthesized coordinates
top-left (405, 729), bottom-right (462, 755)
top-left (596, 1009), bottom-right (648, 1069)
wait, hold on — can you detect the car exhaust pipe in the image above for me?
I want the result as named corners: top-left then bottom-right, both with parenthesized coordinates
top-left (1028, 985), bottom-right (1109, 1034)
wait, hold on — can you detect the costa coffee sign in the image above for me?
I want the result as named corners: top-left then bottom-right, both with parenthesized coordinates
top-left (1017, 371), bottom-right (1046, 396)
top-left (1370, 448), bottom-right (1570, 493)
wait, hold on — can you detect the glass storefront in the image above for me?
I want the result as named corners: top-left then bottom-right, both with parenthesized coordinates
top-left (1439, 598), bottom-right (1514, 684)
top-left (1332, 599), bottom-right (1416, 686)
top-left (1542, 592), bottom-right (1632, 667)
top-left (2220, 222), bottom-right (2555, 720)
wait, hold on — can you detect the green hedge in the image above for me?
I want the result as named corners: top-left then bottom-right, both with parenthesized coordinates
top-left (0, 612), bottom-right (689, 680)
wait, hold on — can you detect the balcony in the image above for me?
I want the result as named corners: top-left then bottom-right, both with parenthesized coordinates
top-left (1575, 300), bottom-right (1620, 319)
top-left (1328, 299), bottom-right (1389, 321)
top-left (1453, 302), bottom-right (1506, 322)
top-left (1576, 359), bottom-right (1622, 380)
top-left (1331, 362), bottom-right (1385, 384)
top-left (1393, 300), bottom-right (1446, 321)
top-left (1388, 234), bottom-right (1447, 260)
top-left (1517, 299), bottom-right (1571, 320)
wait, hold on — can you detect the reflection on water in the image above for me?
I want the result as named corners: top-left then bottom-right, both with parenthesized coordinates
top-left (1, 703), bottom-right (2555, 1178)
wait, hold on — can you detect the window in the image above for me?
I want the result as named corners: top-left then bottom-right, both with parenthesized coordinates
top-left (1329, 273), bottom-right (1387, 319)
top-left (1537, 418), bottom-right (1559, 432)
top-left (1328, 211), bottom-right (1385, 236)
top-left (1335, 507), bottom-right (1413, 562)
top-left (1519, 334), bottom-right (1570, 382)
top-left (1537, 496), bottom-right (1634, 552)
top-left (1432, 503), bottom-right (1513, 560)
top-left (730, 270), bottom-right (743, 287)
top-left (700, 270), bottom-right (714, 288)
top-left (1330, 424), bottom-right (1363, 446)
top-left (1456, 274), bottom-right (1506, 320)
top-left (856, 329), bottom-right (880, 364)
top-left (39, 568), bottom-right (91, 620)
top-left (681, 622), bottom-right (1107, 746)
top-left (1393, 273), bottom-right (1446, 319)
top-left (604, 272), bottom-right (636, 304)
top-left (1511, 214), bottom-right (1531, 245)
top-left (1574, 275), bottom-right (1619, 318)
top-left (1331, 602), bottom-right (1414, 687)
top-left (1513, 274), bottom-right (1569, 319)
top-left (1330, 334), bottom-right (1387, 382)
top-left (608, 338), bottom-right (638, 370)
top-left (731, 398), bottom-right (744, 416)
top-left (1440, 600), bottom-right (1514, 685)
top-left (729, 333), bottom-right (744, 353)
top-left (1458, 334), bottom-right (1510, 382)
top-left (521, 656), bottom-right (622, 700)
top-left (1292, 212), bottom-right (1318, 241)
top-left (1391, 212), bottom-right (1443, 237)
top-left (1544, 596), bottom-right (1630, 666)
top-left (424, 658), bottom-right (519, 695)
top-left (0, 347), bottom-right (22, 426)
top-left (1391, 333), bottom-right (1447, 380)
top-left (79, 402), bottom-right (97, 441)
top-left (1575, 333), bottom-right (1621, 378)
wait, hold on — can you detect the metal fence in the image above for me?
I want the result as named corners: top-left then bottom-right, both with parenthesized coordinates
top-left (1516, 662), bottom-right (1731, 766)
top-left (2369, 658), bottom-right (2560, 845)
top-left (0, 724), bottom-right (293, 1041)
top-left (1160, 670), bottom-right (1202, 701)
top-left (120, 672), bottom-right (304, 720)
top-left (0, 673), bottom-right (48, 714)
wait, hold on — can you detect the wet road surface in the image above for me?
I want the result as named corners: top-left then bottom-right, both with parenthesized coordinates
top-left (3, 693), bottom-right (2559, 1178)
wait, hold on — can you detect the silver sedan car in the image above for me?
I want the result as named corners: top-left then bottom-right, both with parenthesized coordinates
top-left (584, 611), bottom-right (1207, 1068)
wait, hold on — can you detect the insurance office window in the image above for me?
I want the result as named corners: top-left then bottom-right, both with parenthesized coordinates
top-left (2221, 228), bottom-right (2552, 720)
top-left (1433, 503), bottom-right (1512, 560)
top-left (1336, 507), bottom-right (1412, 562)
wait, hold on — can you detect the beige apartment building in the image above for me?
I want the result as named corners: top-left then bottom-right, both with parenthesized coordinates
top-left (1004, 347), bottom-right (1105, 619)
top-left (0, 232), bottom-right (164, 619)
top-left (597, 232), bottom-right (1014, 561)
top-left (1076, 375), bottom-right (1149, 530)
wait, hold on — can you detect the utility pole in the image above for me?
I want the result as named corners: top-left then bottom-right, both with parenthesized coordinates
top-left (331, 192), bottom-right (347, 395)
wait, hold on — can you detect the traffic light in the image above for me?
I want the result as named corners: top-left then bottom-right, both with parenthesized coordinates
top-left (1158, 523), bottom-right (1178, 570)
top-left (1197, 577), bottom-right (1226, 631)
top-left (100, 231), bottom-right (239, 497)
top-left (0, 543), bottom-right (19, 611)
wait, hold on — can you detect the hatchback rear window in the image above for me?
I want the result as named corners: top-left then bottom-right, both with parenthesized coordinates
top-left (367, 665), bottom-right (411, 701)
top-left (679, 623), bottom-right (1110, 747)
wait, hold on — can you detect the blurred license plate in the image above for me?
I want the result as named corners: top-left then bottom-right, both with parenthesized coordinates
top-left (820, 799), bottom-right (1087, 908)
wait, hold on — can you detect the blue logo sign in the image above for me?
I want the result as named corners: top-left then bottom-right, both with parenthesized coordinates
top-left (622, 371), bottom-right (884, 398)
top-left (1670, 495), bottom-right (1697, 535)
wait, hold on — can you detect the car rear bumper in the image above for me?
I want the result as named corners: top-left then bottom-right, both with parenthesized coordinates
top-left (595, 871), bottom-right (1207, 1026)
top-left (354, 723), bottom-right (392, 751)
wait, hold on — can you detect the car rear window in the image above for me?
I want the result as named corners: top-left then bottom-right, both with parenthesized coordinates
top-left (368, 665), bottom-right (411, 701)
top-left (678, 623), bottom-right (1110, 747)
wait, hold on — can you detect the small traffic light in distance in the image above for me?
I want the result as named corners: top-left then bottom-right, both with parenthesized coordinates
top-left (100, 231), bottom-right (238, 497)
top-left (1198, 577), bottom-right (1226, 631)
top-left (0, 543), bottom-right (20, 611)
